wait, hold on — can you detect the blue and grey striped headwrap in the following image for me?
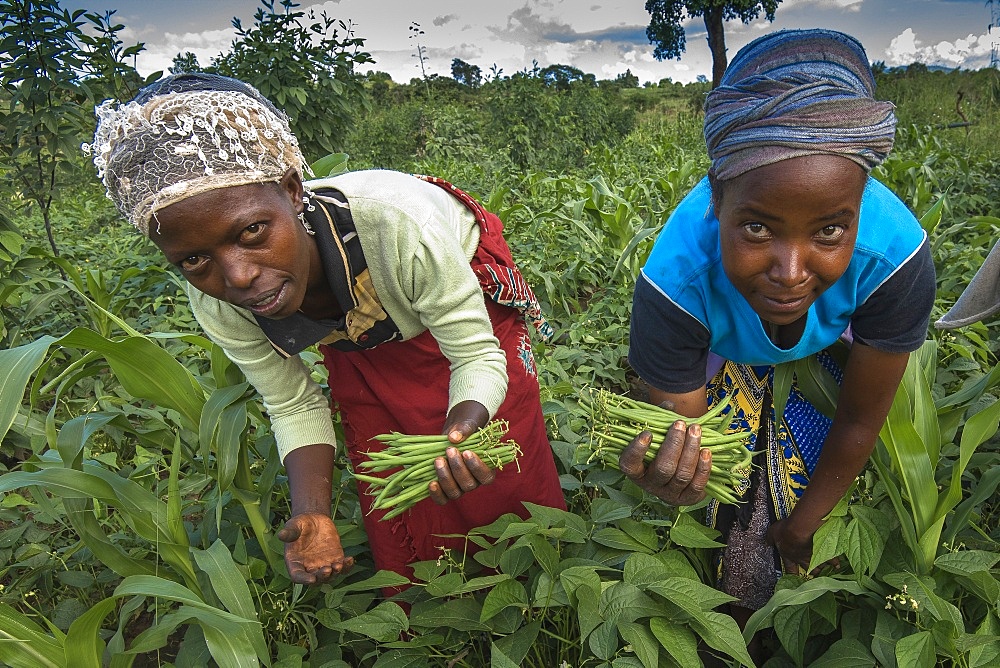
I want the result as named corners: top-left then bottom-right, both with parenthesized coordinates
top-left (704, 29), bottom-right (896, 181)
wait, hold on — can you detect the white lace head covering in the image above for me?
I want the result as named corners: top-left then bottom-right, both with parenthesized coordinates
top-left (85, 74), bottom-right (307, 235)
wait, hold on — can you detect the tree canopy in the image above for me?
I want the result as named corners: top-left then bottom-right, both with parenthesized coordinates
top-left (451, 58), bottom-right (483, 88)
top-left (645, 0), bottom-right (780, 88)
top-left (211, 0), bottom-right (373, 160)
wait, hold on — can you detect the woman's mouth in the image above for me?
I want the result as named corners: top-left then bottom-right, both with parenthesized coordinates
top-left (760, 294), bottom-right (808, 314)
top-left (244, 283), bottom-right (288, 317)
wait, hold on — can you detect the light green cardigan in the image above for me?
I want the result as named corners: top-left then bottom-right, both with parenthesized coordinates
top-left (187, 170), bottom-right (509, 462)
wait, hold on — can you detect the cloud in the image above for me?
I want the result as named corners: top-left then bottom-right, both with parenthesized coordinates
top-left (543, 25), bottom-right (649, 45)
top-left (811, 0), bottom-right (863, 9)
top-left (885, 27), bottom-right (921, 65)
top-left (422, 42), bottom-right (485, 66)
top-left (134, 27), bottom-right (236, 76)
top-left (489, 2), bottom-right (650, 46)
top-left (68, 0), bottom-right (1000, 90)
top-left (487, 6), bottom-right (574, 45)
top-left (883, 27), bottom-right (993, 69)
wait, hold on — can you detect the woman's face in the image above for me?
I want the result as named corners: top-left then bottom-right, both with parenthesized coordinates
top-left (716, 154), bottom-right (867, 327)
top-left (150, 169), bottom-right (322, 319)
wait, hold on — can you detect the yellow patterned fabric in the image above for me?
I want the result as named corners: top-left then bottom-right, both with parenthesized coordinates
top-left (705, 353), bottom-right (842, 607)
top-left (705, 353), bottom-right (841, 528)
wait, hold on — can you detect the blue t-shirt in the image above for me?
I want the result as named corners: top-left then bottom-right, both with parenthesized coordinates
top-left (630, 176), bottom-right (936, 393)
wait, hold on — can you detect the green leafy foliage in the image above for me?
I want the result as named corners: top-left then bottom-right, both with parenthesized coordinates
top-left (0, 0), bottom-right (152, 257)
top-left (211, 0), bottom-right (373, 161)
top-left (0, 14), bottom-right (998, 665)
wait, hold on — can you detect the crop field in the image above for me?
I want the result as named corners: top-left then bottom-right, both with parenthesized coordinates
top-left (0, 3), bottom-right (999, 667)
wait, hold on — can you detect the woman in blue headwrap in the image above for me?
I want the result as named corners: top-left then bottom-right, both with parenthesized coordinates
top-left (619, 28), bottom-right (935, 629)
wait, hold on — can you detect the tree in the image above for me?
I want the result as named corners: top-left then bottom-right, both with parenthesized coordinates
top-left (451, 58), bottom-right (482, 88)
top-left (170, 51), bottom-right (202, 74)
top-left (616, 69), bottom-right (640, 88)
top-left (211, 0), bottom-right (373, 160)
top-left (0, 0), bottom-right (150, 257)
top-left (363, 70), bottom-right (393, 103)
top-left (645, 0), bottom-right (779, 88)
top-left (539, 64), bottom-right (586, 90)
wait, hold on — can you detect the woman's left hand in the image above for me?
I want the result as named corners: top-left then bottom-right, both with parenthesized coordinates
top-left (767, 518), bottom-right (815, 575)
top-left (429, 400), bottom-right (495, 504)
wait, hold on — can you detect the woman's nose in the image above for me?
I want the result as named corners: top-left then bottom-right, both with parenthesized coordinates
top-left (221, 255), bottom-right (259, 290)
top-left (768, 245), bottom-right (809, 287)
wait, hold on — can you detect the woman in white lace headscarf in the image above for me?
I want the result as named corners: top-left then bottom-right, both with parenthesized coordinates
top-left (87, 73), bottom-right (565, 588)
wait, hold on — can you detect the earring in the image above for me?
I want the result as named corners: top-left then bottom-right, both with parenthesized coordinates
top-left (298, 211), bottom-right (315, 236)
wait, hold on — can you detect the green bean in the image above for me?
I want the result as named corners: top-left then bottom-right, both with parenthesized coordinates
top-left (355, 421), bottom-right (522, 520)
top-left (372, 480), bottom-right (431, 510)
top-left (352, 473), bottom-right (390, 486)
top-left (583, 388), bottom-right (755, 505)
top-left (378, 460), bottom-right (437, 500)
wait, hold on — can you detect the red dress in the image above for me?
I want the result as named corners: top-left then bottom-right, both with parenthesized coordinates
top-left (318, 179), bottom-right (565, 581)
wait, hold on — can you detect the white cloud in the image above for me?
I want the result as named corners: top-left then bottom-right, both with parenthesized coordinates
top-left (432, 14), bottom-right (458, 27)
top-left (884, 27), bottom-right (993, 69)
top-left (531, 0), bottom-right (652, 34)
top-left (543, 42), bottom-right (576, 64)
top-left (885, 27), bottom-right (920, 66)
top-left (135, 27), bottom-right (236, 76)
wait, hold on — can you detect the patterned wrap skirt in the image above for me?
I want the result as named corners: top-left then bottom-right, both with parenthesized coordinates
top-left (706, 350), bottom-right (844, 609)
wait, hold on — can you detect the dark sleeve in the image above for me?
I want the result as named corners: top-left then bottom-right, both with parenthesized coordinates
top-left (851, 238), bottom-right (936, 353)
top-left (628, 274), bottom-right (712, 393)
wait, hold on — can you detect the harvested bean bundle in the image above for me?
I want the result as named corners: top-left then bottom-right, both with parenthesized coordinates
top-left (582, 389), bottom-right (755, 504)
top-left (354, 420), bottom-right (522, 520)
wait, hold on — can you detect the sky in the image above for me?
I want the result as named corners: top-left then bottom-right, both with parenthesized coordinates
top-left (61, 0), bottom-right (999, 85)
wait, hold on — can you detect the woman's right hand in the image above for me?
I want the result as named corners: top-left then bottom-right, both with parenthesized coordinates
top-left (618, 420), bottom-right (713, 505)
top-left (277, 512), bottom-right (354, 585)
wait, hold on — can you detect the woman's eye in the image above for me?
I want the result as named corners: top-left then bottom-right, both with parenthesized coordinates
top-left (241, 222), bottom-right (266, 240)
top-left (179, 256), bottom-right (206, 272)
top-left (817, 225), bottom-right (845, 241)
top-left (743, 222), bottom-right (770, 238)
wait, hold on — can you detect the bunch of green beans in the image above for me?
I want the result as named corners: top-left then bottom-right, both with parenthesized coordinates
top-left (353, 420), bottom-right (522, 520)
top-left (582, 389), bottom-right (755, 505)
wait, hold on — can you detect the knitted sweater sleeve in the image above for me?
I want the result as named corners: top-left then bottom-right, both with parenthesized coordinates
top-left (406, 207), bottom-right (509, 418)
top-left (326, 171), bottom-right (509, 419)
top-left (187, 284), bottom-right (338, 463)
